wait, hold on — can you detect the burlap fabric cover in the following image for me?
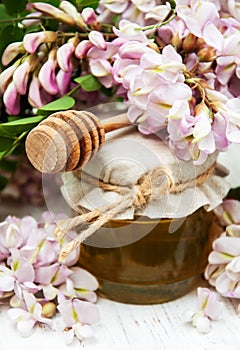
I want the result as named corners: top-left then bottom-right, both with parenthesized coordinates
top-left (61, 127), bottom-right (230, 220)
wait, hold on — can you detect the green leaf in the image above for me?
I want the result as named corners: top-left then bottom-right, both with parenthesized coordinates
top-left (0, 137), bottom-right (14, 152)
top-left (0, 175), bottom-right (8, 191)
top-left (2, 0), bottom-right (27, 15)
top-left (74, 74), bottom-right (101, 92)
top-left (37, 96), bottom-right (76, 112)
top-left (0, 115), bottom-right (46, 138)
top-left (0, 25), bottom-right (24, 69)
top-left (0, 4), bottom-right (13, 27)
top-left (30, 0), bottom-right (60, 6)
top-left (0, 158), bottom-right (17, 172)
top-left (76, 0), bottom-right (100, 10)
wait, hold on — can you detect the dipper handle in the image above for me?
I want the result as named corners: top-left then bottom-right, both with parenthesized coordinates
top-left (25, 110), bottom-right (129, 174)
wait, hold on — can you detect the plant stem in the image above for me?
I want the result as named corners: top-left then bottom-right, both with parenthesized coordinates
top-left (0, 16), bottom-right (54, 24)
top-left (136, 13), bottom-right (177, 31)
top-left (0, 131), bottom-right (28, 161)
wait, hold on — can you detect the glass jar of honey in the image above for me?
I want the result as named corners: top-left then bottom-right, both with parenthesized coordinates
top-left (78, 207), bottom-right (214, 304)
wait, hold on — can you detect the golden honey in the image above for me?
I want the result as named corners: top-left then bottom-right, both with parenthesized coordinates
top-left (79, 208), bottom-right (214, 304)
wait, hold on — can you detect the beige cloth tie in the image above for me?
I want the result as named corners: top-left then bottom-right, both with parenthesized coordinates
top-left (55, 163), bottom-right (215, 262)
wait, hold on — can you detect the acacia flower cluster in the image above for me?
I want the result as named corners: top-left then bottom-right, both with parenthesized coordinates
top-left (205, 199), bottom-right (240, 301)
top-left (0, 212), bottom-right (99, 343)
top-left (1, 0), bottom-right (240, 166)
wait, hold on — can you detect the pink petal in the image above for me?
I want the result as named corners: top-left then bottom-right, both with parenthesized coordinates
top-left (52, 265), bottom-right (72, 286)
top-left (23, 31), bottom-right (57, 53)
top-left (75, 40), bottom-right (93, 59)
top-left (57, 300), bottom-right (75, 327)
top-left (57, 42), bottom-right (75, 72)
top-left (90, 59), bottom-right (112, 77)
top-left (208, 251), bottom-right (233, 264)
top-left (8, 307), bottom-right (27, 321)
top-left (23, 32), bottom-right (46, 53)
top-left (28, 75), bottom-right (53, 108)
top-left (42, 284), bottom-right (58, 300)
top-left (34, 264), bottom-right (59, 285)
top-left (74, 323), bottom-right (94, 339)
top-left (0, 65), bottom-right (17, 94)
top-left (195, 314), bottom-right (211, 333)
top-left (89, 31), bottom-right (106, 50)
top-left (215, 272), bottom-right (233, 295)
top-left (202, 293), bottom-right (223, 320)
top-left (0, 275), bottom-right (14, 292)
top-left (3, 81), bottom-right (20, 115)
top-left (2, 42), bottom-right (24, 66)
top-left (69, 267), bottom-right (98, 291)
top-left (226, 256), bottom-right (240, 274)
top-left (12, 60), bottom-right (30, 95)
top-left (14, 258), bottom-right (35, 283)
top-left (38, 58), bottom-right (58, 95)
top-left (213, 236), bottom-right (240, 256)
top-left (17, 318), bottom-right (36, 337)
top-left (56, 69), bottom-right (72, 95)
top-left (203, 22), bottom-right (224, 52)
top-left (81, 8), bottom-right (97, 25)
top-left (73, 299), bottom-right (99, 324)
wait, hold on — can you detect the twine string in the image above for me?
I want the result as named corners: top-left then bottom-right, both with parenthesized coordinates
top-left (56, 164), bottom-right (215, 262)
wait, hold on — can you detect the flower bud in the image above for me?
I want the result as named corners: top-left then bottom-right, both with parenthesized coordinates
top-left (75, 40), bottom-right (93, 59)
top-left (2, 42), bottom-right (25, 66)
top-left (182, 33), bottom-right (198, 52)
top-left (60, 1), bottom-right (87, 30)
top-left (198, 47), bottom-right (217, 62)
top-left (3, 81), bottom-right (20, 115)
top-left (39, 49), bottom-right (58, 95)
top-left (171, 33), bottom-right (182, 49)
top-left (194, 101), bottom-right (210, 117)
top-left (20, 12), bottom-right (42, 28)
top-left (89, 31), bottom-right (106, 50)
top-left (41, 302), bottom-right (56, 318)
top-left (23, 31), bottom-right (57, 53)
top-left (81, 7), bottom-right (98, 25)
top-left (0, 63), bottom-right (18, 94)
top-left (32, 2), bottom-right (75, 26)
top-left (57, 38), bottom-right (78, 72)
top-left (12, 54), bottom-right (39, 95)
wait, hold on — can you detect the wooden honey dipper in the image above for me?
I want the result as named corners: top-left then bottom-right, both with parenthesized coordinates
top-left (25, 110), bottom-right (130, 174)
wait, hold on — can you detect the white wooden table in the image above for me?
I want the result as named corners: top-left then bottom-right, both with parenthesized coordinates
top-left (0, 145), bottom-right (240, 350)
top-left (1, 290), bottom-right (240, 350)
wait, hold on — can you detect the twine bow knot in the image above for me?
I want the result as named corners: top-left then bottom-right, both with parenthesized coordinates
top-left (55, 164), bottom-right (215, 262)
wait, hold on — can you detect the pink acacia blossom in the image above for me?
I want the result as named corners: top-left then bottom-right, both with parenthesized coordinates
top-left (0, 212), bottom-right (99, 340)
top-left (184, 287), bottom-right (223, 333)
top-left (0, 248), bottom-right (37, 298)
top-left (31, 2), bottom-right (75, 26)
top-left (3, 81), bottom-right (20, 115)
top-left (205, 200), bottom-right (240, 298)
top-left (60, 266), bottom-right (98, 303)
top-left (75, 40), bottom-right (93, 59)
top-left (28, 74), bottom-right (53, 108)
top-left (57, 296), bottom-right (99, 343)
top-left (89, 31), bottom-right (106, 50)
top-left (23, 31), bottom-right (57, 53)
top-left (12, 55), bottom-right (38, 95)
top-left (82, 7), bottom-right (98, 25)
top-left (56, 69), bottom-right (72, 95)
top-left (0, 64), bottom-right (18, 94)
top-left (38, 49), bottom-right (58, 95)
top-left (59, 1), bottom-right (86, 29)
top-left (8, 291), bottom-right (52, 337)
top-left (57, 40), bottom-right (77, 72)
top-left (176, 2), bottom-right (220, 39)
top-left (1, 42), bottom-right (24, 66)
